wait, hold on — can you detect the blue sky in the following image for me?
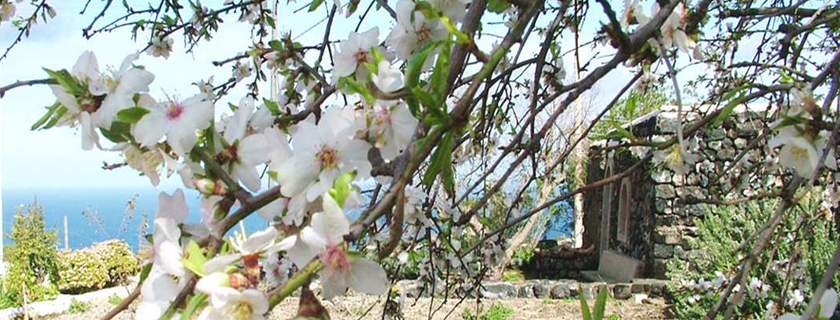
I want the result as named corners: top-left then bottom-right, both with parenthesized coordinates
top-left (0, 0), bottom-right (643, 191)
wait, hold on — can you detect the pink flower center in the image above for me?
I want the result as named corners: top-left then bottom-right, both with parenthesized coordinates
top-left (321, 245), bottom-right (351, 273)
top-left (317, 146), bottom-right (340, 170)
top-left (354, 50), bottom-right (369, 64)
top-left (166, 102), bottom-right (185, 120)
top-left (417, 26), bottom-right (432, 43)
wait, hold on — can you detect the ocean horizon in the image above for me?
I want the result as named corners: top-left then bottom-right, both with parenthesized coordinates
top-left (1, 185), bottom-right (573, 252)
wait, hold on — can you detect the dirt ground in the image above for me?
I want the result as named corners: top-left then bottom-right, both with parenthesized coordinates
top-left (45, 294), bottom-right (672, 320)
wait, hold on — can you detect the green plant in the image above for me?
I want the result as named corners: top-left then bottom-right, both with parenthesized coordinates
top-left (68, 299), bottom-right (90, 314)
top-left (511, 244), bottom-right (536, 267)
top-left (57, 240), bottom-right (140, 293)
top-left (463, 303), bottom-right (514, 320)
top-left (501, 269), bottom-right (524, 281)
top-left (667, 195), bottom-right (840, 320)
top-left (3, 202), bottom-right (60, 307)
top-left (579, 285), bottom-right (610, 320)
top-left (108, 294), bottom-right (124, 305)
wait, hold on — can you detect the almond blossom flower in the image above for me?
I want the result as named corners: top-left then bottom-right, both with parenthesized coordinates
top-left (148, 36), bottom-right (174, 59)
top-left (653, 140), bottom-right (699, 175)
top-left (620, 0), bottom-right (649, 27)
top-left (430, 0), bottom-right (469, 22)
top-left (1, 1), bottom-right (15, 22)
top-left (195, 273), bottom-right (269, 320)
top-left (219, 98), bottom-right (271, 191)
top-left (387, 0), bottom-right (448, 62)
top-left (87, 52), bottom-right (155, 130)
top-left (203, 226), bottom-right (295, 273)
top-left (136, 265), bottom-right (185, 320)
top-left (777, 289), bottom-right (837, 320)
top-left (288, 194), bottom-right (388, 299)
top-left (651, 2), bottom-right (700, 59)
top-left (333, 27), bottom-right (381, 84)
top-left (133, 94), bottom-right (214, 158)
top-left (371, 60), bottom-right (404, 94)
top-left (368, 100), bottom-right (417, 161)
top-left (153, 189), bottom-right (190, 277)
top-left (769, 127), bottom-right (837, 179)
top-left (277, 107), bottom-right (371, 201)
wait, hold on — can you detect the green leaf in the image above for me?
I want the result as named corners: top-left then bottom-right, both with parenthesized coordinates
top-left (593, 285), bottom-right (608, 320)
top-left (329, 172), bottom-right (355, 207)
top-left (487, 0), bottom-right (510, 13)
top-left (624, 93), bottom-right (638, 117)
top-left (31, 102), bottom-right (60, 130)
top-left (430, 39), bottom-right (452, 102)
top-left (440, 17), bottom-right (469, 44)
top-left (99, 121), bottom-right (132, 143)
top-left (43, 106), bottom-right (68, 130)
top-left (422, 132), bottom-right (455, 191)
top-left (179, 294), bottom-right (207, 320)
top-left (268, 39), bottom-right (284, 51)
top-left (711, 92), bottom-right (744, 127)
top-left (579, 285), bottom-right (592, 320)
top-left (406, 40), bottom-right (443, 88)
top-left (609, 121), bottom-right (637, 142)
top-left (138, 263), bottom-right (153, 283)
top-left (182, 240), bottom-right (207, 276)
top-left (263, 98), bottom-right (281, 116)
top-left (414, 1), bottom-right (439, 19)
top-left (43, 68), bottom-right (85, 96)
top-left (309, 0), bottom-right (325, 11)
top-left (370, 47), bottom-right (385, 66)
top-left (338, 77), bottom-right (374, 104)
top-left (117, 107), bottom-right (150, 124)
top-left (411, 87), bottom-right (446, 124)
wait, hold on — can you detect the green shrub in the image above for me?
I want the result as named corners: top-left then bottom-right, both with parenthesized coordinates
top-left (95, 240), bottom-right (141, 285)
top-left (57, 248), bottom-right (109, 293)
top-left (667, 194), bottom-right (840, 320)
top-left (57, 240), bottom-right (140, 293)
top-left (68, 299), bottom-right (90, 314)
top-left (3, 202), bottom-right (60, 306)
top-left (463, 303), bottom-right (514, 320)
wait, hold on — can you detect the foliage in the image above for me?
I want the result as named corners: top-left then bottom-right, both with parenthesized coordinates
top-left (68, 299), bottom-right (91, 314)
top-left (591, 89), bottom-right (668, 139)
top-left (108, 294), bottom-right (124, 305)
top-left (511, 244), bottom-right (536, 267)
top-left (3, 202), bottom-right (60, 307)
top-left (579, 285), bottom-right (610, 320)
top-left (667, 194), bottom-right (840, 320)
top-left (502, 270), bottom-right (525, 281)
top-left (58, 240), bottom-right (140, 293)
top-left (462, 303), bottom-right (514, 320)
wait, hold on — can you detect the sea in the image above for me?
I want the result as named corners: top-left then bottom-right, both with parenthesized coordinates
top-left (1, 187), bottom-right (573, 251)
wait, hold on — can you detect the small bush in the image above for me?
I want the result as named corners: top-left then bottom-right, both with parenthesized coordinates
top-left (463, 303), bottom-right (514, 320)
top-left (57, 240), bottom-right (140, 293)
top-left (667, 194), bottom-right (840, 320)
top-left (68, 299), bottom-right (90, 314)
top-left (3, 202), bottom-right (60, 306)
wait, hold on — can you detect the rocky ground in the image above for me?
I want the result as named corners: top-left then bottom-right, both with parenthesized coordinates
top-left (42, 293), bottom-right (672, 320)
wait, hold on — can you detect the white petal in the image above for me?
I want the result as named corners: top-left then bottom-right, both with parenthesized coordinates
top-left (157, 240), bottom-right (185, 277)
top-left (319, 269), bottom-right (348, 300)
top-left (240, 227), bottom-right (278, 254)
top-left (80, 112), bottom-right (100, 150)
top-left (238, 134), bottom-right (270, 165)
top-left (233, 163), bottom-right (262, 192)
top-left (49, 85), bottom-right (80, 113)
top-left (240, 290), bottom-right (269, 315)
top-left (348, 257), bottom-right (388, 295)
top-left (134, 111), bottom-right (170, 148)
top-left (159, 189), bottom-right (190, 222)
top-left (278, 154), bottom-right (320, 198)
top-left (820, 289), bottom-right (838, 318)
top-left (203, 254), bottom-right (241, 274)
top-left (311, 194), bottom-right (350, 244)
top-left (72, 51), bottom-right (100, 80)
top-left (286, 234), bottom-right (320, 267)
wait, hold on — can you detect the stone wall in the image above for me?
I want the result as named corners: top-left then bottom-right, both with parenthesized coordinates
top-left (520, 247), bottom-right (598, 279)
top-left (395, 279), bottom-right (669, 301)
top-left (648, 111), bottom-right (768, 278)
top-left (581, 111), bottom-right (771, 279)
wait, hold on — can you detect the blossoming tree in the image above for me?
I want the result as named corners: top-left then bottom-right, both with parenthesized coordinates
top-left (2, 0), bottom-right (840, 319)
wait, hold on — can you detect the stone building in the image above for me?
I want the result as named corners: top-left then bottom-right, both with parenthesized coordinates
top-left (577, 106), bottom-right (771, 281)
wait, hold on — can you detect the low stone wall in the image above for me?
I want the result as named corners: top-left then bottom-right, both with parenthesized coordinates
top-left (519, 247), bottom-right (598, 279)
top-left (395, 279), bottom-right (668, 301)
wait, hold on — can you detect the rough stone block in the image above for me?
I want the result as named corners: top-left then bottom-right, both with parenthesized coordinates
top-left (611, 283), bottom-right (632, 300)
top-left (481, 282), bottom-right (517, 299)
top-left (518, 284), bottom-right (534, 298)
top-left (550, 282), bottom-right (571, 299)
top-left (654, 244), bottom-right (674, 259)
top-left (533, 281), bottom-right (550, 298)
